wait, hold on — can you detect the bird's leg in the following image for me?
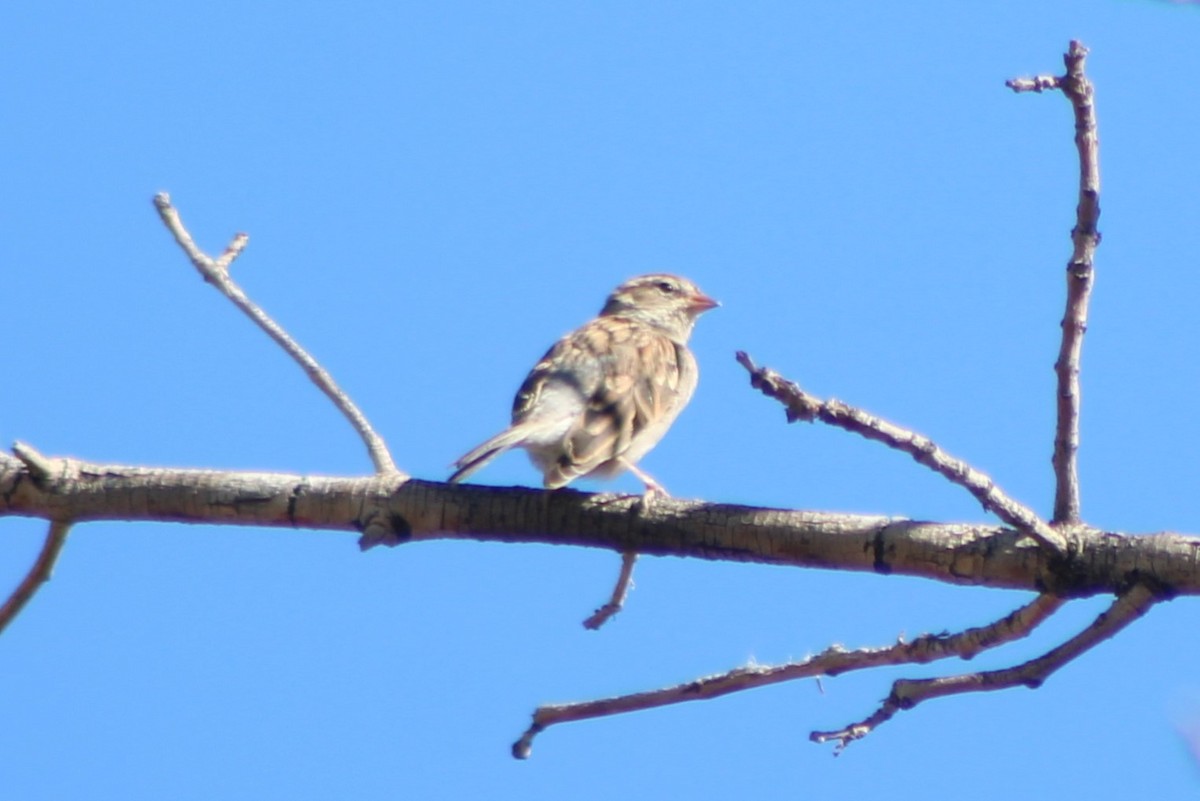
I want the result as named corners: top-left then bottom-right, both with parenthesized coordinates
top-left (620, 459), bottom-right (670, 499)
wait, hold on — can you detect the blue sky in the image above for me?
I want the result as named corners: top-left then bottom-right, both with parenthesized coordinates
top-left (4, 1), bottom-right (1200, 797)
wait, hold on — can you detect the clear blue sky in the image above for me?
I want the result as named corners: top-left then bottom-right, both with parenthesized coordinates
top-left (4, 1), bottom-right (1199, 798)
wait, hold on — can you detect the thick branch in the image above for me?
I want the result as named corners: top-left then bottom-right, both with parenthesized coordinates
top-left (513, 593), bottom-right (1065, 758)
top-left (811, 582), bottom-right (1157, 751)
top-left (737, 352), bottom-right (1067, 555)
top-left (3, 447), bottom-right (1198, 597)
top-left (152, 192), bottom-right (402, 478)
top-left (1007, 41), bottom-right (1101, 525)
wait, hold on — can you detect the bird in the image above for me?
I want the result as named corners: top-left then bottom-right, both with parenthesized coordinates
top-left (449, 273), bottom-right (718, 494)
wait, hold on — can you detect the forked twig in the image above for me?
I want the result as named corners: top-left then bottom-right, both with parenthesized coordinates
top-left (152, 192), bottom-right (402, 477)
top-left (812, 583), bottom-right (1158, 752)
top-left (736, 351), bottom-right (1066, 555)
top-left (1007, 40), bottom-right (1100, 525)
top-left (514, 592), bottom-right (1065, 758)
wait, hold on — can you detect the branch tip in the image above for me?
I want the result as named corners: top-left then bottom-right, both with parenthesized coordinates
top-left (512, 724), bottom-right (541, 760)
top-left (213, 232), bottom-right (250, 272)
top-left (582, 550), bottom-right (638, 630)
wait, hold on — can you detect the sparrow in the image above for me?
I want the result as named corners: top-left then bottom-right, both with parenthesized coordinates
top-left (449, 273), bottom-right (718, 493)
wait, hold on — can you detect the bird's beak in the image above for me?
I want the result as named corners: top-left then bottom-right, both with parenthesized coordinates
top-left (689, 292), bottom-right (720, 313)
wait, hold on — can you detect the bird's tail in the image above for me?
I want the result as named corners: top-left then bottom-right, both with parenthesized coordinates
top-left (448, 427), bottom-right (527, 484)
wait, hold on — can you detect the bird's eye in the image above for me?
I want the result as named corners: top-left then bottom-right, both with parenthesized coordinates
top-left (656, 281), bottom-right (676, 294)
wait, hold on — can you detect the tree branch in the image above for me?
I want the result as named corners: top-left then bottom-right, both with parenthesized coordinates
top-left (0, 519), bottom-right (71, 635)
top-left (0, 43), bottom-right (1175, 765)
top-left (736, 351), bottom-right (1067, 555)
top-left (811, 582), bottom-right (1158, 752)
top-left (1007, 41), bottom-right (1101, 525)
top-left (513, 592), bottom-right (1066, 758)
top-left (4, 447), bottom-right (1198, 597)
top-left (581, 550), bottom-right (638, 630)
top-left (152, 192), bottom-right (402, 478)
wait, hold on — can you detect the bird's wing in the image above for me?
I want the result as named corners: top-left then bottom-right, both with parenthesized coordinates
top-left (518, 317), bottom-right (684, 488)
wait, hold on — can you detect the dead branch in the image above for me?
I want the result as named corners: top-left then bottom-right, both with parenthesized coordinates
top-left (1007, 40), bottom-right (1101, 525)
top-left (582, 550), bottom-right (638, 630)
top-left (736, 351), bottom-right (1067, 556)
top-left (152, 192), bottom-right (402, 478)
top-left (811, 582), bottom-right (1158, 752)
top-left (0, 519), bottom-right (71, 635)
top-left (514, 592), bottom-right (1066, 758)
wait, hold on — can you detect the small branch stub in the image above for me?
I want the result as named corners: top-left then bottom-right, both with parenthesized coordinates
top-left (11, 441), bottom-right (57, 482)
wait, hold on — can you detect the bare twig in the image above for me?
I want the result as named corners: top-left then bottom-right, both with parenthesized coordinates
top-left (1008, 41), bottom-right (1100, 525)
top-left (812, 582), bottom-right (1157, 752)
top-left (736, 351), bottom-right (1067, 555)
top-left (152, 192), bottom-right (403, 477)
top-left (513, 592), bottom-right (1064, 758)
top-left (582, 550), bottom-right (638, 630)
top-left (1004, 74), bottom-right (1061, 93)
top-left (0, 520), bottom-right (72, 635)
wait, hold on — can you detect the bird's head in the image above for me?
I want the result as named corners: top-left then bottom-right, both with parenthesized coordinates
top-left (599, 273), bottom-right (719, 342)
